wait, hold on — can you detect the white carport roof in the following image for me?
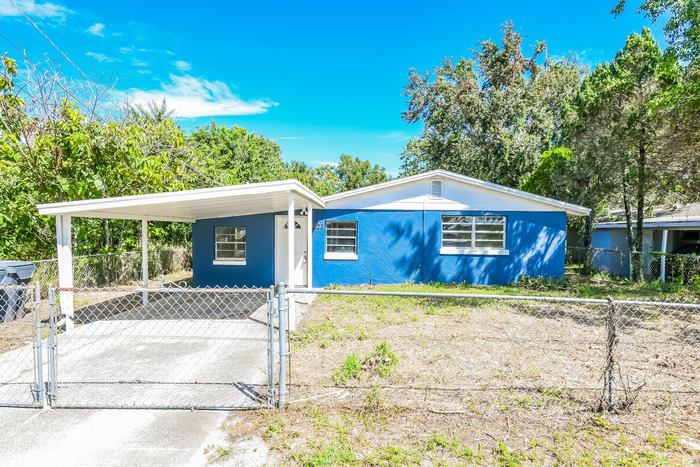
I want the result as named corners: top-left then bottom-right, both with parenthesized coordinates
top-left (36, 179), bottom-right (325, 222)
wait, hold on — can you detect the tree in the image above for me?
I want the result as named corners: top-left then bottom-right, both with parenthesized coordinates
top-left (552, 29), bottom-right (685, 280)
top-left (188, 122), bottom-right (288, 186)
top-left (0, 55), bottom-right (196, 258)
top-left (332, 154), bottom-right (389, 192)
top-left (613, 0), bottom-right (700, 63)
top-left (401, 22), bottom-right (584, 187)
top-left (125, 98), bottom-right (178, 124)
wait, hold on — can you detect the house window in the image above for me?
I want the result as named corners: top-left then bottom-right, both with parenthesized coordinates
top-left (440, 215), bottom-right (508, 255)
top-left (325, 220), bottom-right (358, 260)
top-left (214, 226), bottom-right (246, 264)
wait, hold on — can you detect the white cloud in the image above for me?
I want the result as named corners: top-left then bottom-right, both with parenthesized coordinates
top-left (121, 74), bottom-right (278, 118)
top-left (172, 60), bottom-right (191, 72)
top-left (86, 51), bottom-right (116, 63)
top-left (311, 161), bottom-right (339, 167)
top-left (132, 59), bottom-right (148, 66)
top-left (86, 22), bottom-right (104, 36)
top-left (278, 136), bottom-right (303, 140)
top-left (0, 0), bottom-right (71, 19)
top-left (378, 131), bottom-right (411, 142)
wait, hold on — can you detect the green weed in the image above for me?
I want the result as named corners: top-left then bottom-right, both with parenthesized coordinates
top-left (332, 353), bottom-right (362, 385)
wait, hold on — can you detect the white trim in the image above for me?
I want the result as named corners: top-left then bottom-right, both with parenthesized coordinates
top-left (214, 226), bottom-right (246, 263)
top-left (325, 220), bottom-right (358, 257)
top-left (324, 252), bottom-right (358, 260)
top-left (141, 219), bottom-right (149, 305)
top-left (307, 204), bottom-right (313, 287)
top-left (56, 215), bottom-right (74, 332)
top-left (213, 259), bottom-right (246, 266)
top-left (36, 179), bottom-right (325, 219)
top-left (597, 221), bottom-right (700, 229)
top-left (439, 247), bottom-right (510, 256)
top-left (288, 196), bottom-right (295, 288)
top-left (322, 170), bottom-right (590, 216)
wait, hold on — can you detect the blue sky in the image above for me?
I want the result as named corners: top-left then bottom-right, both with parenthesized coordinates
top-left (0, 0), bottom-right (666, 174)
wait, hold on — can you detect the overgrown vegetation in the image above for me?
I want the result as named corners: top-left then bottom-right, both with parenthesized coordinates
top-left (402, 11), bottom-right (700, 276)
top-left (0, 56), bottom-right (389, 260)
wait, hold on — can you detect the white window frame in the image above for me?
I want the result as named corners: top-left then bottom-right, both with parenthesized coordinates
top-left (439, 215), bottom-right (508, 256)
top-left (324, 220), bottom-right (358, 260)
top-left (214, 226), bottom-right (247, 265)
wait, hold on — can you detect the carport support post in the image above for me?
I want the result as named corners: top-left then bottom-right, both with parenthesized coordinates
top-left (56, 214), bottom-right (74, 332)
top-left (277, 282), bottom-right (288, 408)
top-left (141, 219), bottom-right (149, 305)
top-left (307, 204), bottom-right (313, 287)
top-left (660, 229), bottom-right (668, 283)
top-left (287, 195), bottom-right (295, 288)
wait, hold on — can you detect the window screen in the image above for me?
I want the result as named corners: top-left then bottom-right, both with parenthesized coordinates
top-left (441, 215), bottom-right (505, 249)
top-left (215, 226), bottom-right (246, 261)
top-left (326, 221), bottom-right (357, 254)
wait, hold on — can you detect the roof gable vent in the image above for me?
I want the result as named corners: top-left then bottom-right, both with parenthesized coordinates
top-left (430, 180), bottom-right (443, 198)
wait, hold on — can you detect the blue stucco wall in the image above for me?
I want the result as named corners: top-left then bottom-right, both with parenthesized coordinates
top-left (192, 213), bottom-right (276, 288)
top-left (591, 229), bottom-right (630, 276)
top-left (192, 209), bottom-right (567, 287)
top-left (312, 210), bottom-right (567, 286)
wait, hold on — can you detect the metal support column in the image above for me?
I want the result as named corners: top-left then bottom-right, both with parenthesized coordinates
top-left (277, 282), bottom-right (288, 408)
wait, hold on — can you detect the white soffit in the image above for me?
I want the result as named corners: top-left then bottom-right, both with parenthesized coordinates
top-left (322, 170), bottom-right (591, 216)
top-left (36, 180), bottom-right (325, 222)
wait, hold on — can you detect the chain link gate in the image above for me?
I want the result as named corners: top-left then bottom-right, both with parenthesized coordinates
top-left (46, 285), bottom-right (276, 409)
top-left (0, 284), bottom-right (44, 408)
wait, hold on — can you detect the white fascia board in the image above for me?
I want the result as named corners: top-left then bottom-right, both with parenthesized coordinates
top-left (36, 180), bottom-right (325, 218)
top-left (322, 170), bottom-right (591, 216)
top-left (63, 211), bottom-right (197, 223)
top-left (597, 221), bottom-right (700, 229)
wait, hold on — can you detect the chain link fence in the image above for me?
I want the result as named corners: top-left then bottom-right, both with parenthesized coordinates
top-left (284, 289), bottom-right (699, 419)
top-left (46, 285), bottom-right (274, 409)
top-left (632, 251), bottom-right (700, 285)
top-left (0, 284), bottom-right (44, 407)
top-left (31, 248), bottom-right (192, 289)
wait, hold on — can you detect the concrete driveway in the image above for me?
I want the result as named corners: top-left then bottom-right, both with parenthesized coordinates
top-left (0, 290), bottom-right (274, 465)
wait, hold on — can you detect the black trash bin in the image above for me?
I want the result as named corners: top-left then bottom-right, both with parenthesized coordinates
top-left (0, 261), bottom-right (37, 323)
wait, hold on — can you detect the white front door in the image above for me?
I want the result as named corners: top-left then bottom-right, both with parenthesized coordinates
top-left (275, 216), bottom-right (308, 287)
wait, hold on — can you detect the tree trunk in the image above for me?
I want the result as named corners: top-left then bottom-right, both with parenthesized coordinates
top-left (582, 209), bottom-right (595, 276)
top-left (104, 219), bottom-right (110, 250)
top-left (634, 143), bottom-right (646, 281)
top-left (622, 171), bottom-right (641, 281)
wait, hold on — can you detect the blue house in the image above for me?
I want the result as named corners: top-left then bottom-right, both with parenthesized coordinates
top-left (38, 170), bottom-right (590, 291)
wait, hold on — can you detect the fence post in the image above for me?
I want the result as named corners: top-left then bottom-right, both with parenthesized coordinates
top-left (604, 296), bottom-right (619, 410)
top-left (267, 286), bottom-right (276, 408)
top-left (629, 252), bottom-right (633, 282)
top-left (277, 282), bottom-right (288, 408)
top-left (33, 283), bottom-right (44, 407)
top-left (47, 285), bottom-right (57, 408)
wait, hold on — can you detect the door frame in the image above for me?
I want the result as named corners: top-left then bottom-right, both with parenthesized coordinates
top-left (274, 215), bottom-right (309, 287)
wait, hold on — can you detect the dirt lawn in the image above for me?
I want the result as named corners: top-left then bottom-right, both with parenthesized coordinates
top-left (221, 291), bottom-right (699, 465)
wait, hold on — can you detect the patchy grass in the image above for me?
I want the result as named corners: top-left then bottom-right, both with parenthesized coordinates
top-left (223, 397), bottom-right (699, 465)
top-left (337, 271), bottom-right (700, 300)
top-left (252, 282), bottom-right (700, 465)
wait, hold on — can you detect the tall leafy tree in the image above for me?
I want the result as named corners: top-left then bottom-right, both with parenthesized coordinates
top-left (332, 154), bottom-right (389, 192)
top-left (0, 56), bottom-right (196, 258)
top-left (613, 0), bottom-right (700, 63)
top-left (401, 22), bottom-right (584, 187)
top-left (188, 122), bottom-right (288, 185)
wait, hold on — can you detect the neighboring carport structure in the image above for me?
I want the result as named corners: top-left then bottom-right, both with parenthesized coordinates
top-left (37, 180), bottom-right (325, 331)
